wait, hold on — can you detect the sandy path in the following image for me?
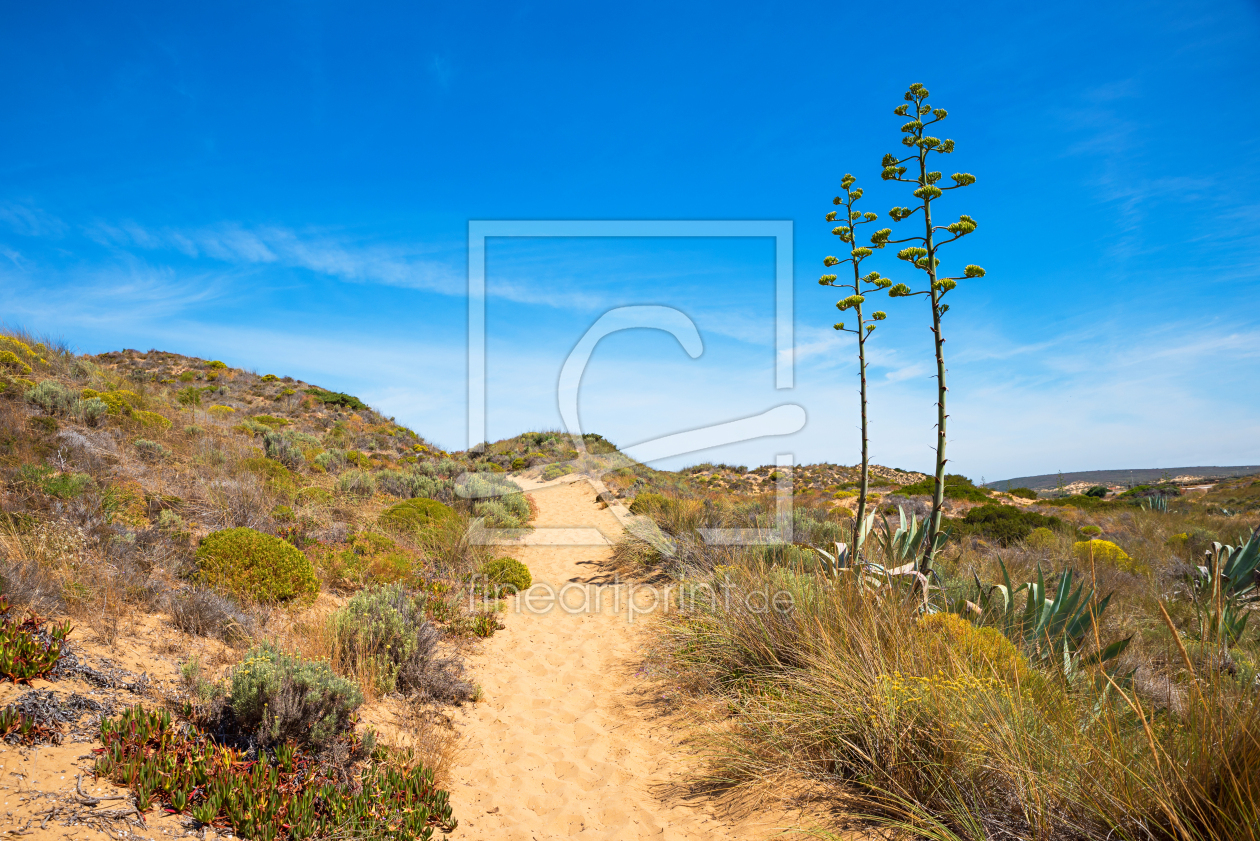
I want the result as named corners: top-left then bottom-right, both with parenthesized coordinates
top-left (448, 479), bottom-right (789, 840)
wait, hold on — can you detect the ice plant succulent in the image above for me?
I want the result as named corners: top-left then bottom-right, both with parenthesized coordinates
top-left (820, 174), bottom-right (891, 557)
top-left (875, 82), bottom-right (986, 575)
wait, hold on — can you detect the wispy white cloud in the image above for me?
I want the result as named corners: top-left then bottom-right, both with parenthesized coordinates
top-left (84, 221), bottom-right (465, 295)
top-left (0, 202), bottom-right (68, 238)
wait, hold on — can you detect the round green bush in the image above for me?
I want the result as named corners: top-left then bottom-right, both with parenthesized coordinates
top-left (379, 498), bottom-right (458, 533)
top-left (1025, 526), bottom-right (1057, 550)
top-left (629, 492), bottom-right (667, 515)
top-left (480, 557), bottom-right (532, 594)
top-left (195, 527), bottom-right (319, 604)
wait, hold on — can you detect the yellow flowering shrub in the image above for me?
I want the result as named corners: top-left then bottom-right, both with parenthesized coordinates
top-left (1073, 539), bottom-right (1148, 575)
top-left (0, 337), bottom-right (35, 359)
top-left (0, 351), bottom-right (32, 375)
top-left (208, 405), bottom-right (236, 419)
top-left (131, 410), bottom-right (172, 430)
top-left (83, 388), bottom-right (142, 415)
top-left (917, 611), bottom-right (1032, 686)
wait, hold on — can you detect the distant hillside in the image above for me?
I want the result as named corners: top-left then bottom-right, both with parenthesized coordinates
top-left (987, 465), bottom-right (1260, 492)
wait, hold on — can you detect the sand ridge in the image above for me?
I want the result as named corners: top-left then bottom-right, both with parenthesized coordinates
top-left (448, 478), bottom-right (795, 840)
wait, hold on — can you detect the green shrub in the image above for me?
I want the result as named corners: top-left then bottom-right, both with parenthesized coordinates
top-left (1078, 525), bottom-right (1103, 538)
top-left (313, 449), bottom-right (346, 473)
top-left (206, 360), bottom-right (228, 369)
top-left (899, 473), bottom-right (991, 502)
top-left (89, 387), bottom-right (143, 416)
top-left (304, 387), bottom-right (367, 411)
top-left (511, 456), bottom-right (528, 471)
top-left (229, 643), bottom-right (361, 749)
top-left (1025, 526), bottom-right (1057, 550)
top-left (951, 503), bottom-right (1062, 546)
top-left (263, 430), bottom-right (305, 470)
top-left (376, 469), bottom-right (451, 500)
top-left (474, 499), bottom-right (525, 528)
top-left (462, 474), bottom-right (530, 526)
top-left (1084, 485), bottom-right (1109, 498)
top-left (1007, 487), bottom-right (1038, 500)
top-left (16, 464), bottom-right (91, 499)
top-left (25, 380), bottom-right (76, 415)
top-left (541, 463), bottom-right (572, 481)
top-left (332, 583), bottom-right (471, 699)
top-left (251, 414), bottom-right (290, 429)
top-left (178, 371), bottom-right (196, 382)
top-left (133, 438), bottom-right (171, 461)
top-left (194, 527), bottom-right (319, 604)
top-left (630, 491), bottom-right (668, 515)
top-left (337, 469), bottom-right (376, 498)
top-left (242, 456), bottom-right (298, 495)
top-left (480, 557), bottom-right (532, 594)
top-left (379, 498), bottom-right (458, 534)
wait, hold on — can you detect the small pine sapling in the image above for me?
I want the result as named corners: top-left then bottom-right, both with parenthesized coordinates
top-left (873, 83), bottom-right (985, 575)
top-left (819, 174), bottom-right (892, 555)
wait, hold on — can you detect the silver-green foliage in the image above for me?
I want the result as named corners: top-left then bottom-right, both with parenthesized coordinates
top-left (336, 469), bottom-right (376, 498)
top-left (24, 380), bottom-right (107, 425)
top-left (229, 643), bottom-right (363, 749)
top-left (263, 430), bottom-right (305, 470)
top-left (333, 583), bottom-right (472, 701)
top-left (1192, 526), bottom-right (1260, 645)
top-left (461, 473), bottom-right (531, 527)
top-left (376, 468), bottom-right (453, 501)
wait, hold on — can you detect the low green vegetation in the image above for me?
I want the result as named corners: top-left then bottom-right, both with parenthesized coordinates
top-left (332, 583), bottom-right (472, 699)
top-left (897, 472), bottom-right (991, 502)
top-left (230, 642), bottom-right (362, 749)
top-left (195, 527), bottom-right (320, 605)
top-left (95, 705), bottom-right (456, 839)
top-left (480, 557), bottom-right (532, 595)
top-left (378, 498), bottom-right (458, 534)
top-left (949, 502), bottom-right (1062, 546)
top-left (0, 596), bottom-right (71, 683)
top-left (304, 386), bottom-right (368, 411)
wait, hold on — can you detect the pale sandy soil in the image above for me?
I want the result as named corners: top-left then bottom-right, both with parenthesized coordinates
top-left (448, 478), bottom-right (810, 841)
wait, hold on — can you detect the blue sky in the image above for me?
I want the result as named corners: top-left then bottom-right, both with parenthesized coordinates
top-left (2, 1), bottom-right (1258, 481)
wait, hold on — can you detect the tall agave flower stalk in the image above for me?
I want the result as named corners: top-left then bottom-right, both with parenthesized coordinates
top-left (820, 175), bottom-right (892, 557)
top-left (874, 82), bottom-right (985, 576)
